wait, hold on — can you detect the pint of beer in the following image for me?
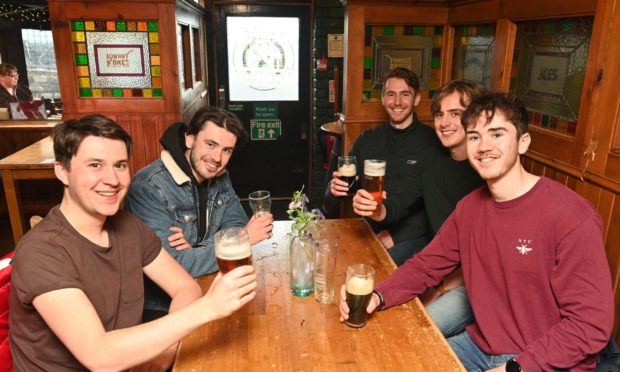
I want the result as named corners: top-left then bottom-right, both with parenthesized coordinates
top-left (345, 264), bottom-right (375, 328)
top-left (363, 159), bottom-right (386, 218)
top-left (214, 227), bottom-right (252, 274)
top-left (338, 156), bottom-right (357, 195)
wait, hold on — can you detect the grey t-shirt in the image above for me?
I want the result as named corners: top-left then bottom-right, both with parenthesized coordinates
top-left (9, 206), bottom-right (161, 371)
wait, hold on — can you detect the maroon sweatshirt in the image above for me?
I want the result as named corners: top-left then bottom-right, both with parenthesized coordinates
top-left (376, 177), bottom-right (613, 371)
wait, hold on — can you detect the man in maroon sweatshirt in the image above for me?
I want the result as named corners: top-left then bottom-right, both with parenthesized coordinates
top-left (339, 93), bottom-right (613, 371)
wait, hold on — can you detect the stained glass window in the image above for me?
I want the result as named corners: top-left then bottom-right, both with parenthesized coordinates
top-left (452, 24), bottom-right (495, 89)
top-left (510, 17), bottom-right (593, 135)
top-left (71, 20), bottom-right (162, 98)
top-left (363, 25), bottom-right (443, 101)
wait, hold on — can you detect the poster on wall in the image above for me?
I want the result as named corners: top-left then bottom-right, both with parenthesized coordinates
top-left (227, 16), bottom-right (299, 101)
top-left (327, 34), bottom-right (344, 58)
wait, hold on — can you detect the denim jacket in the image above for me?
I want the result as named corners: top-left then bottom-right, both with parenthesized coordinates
top-left (124, 150), bottom-right (248, 311)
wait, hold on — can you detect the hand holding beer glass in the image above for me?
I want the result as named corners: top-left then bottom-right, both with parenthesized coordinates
top-left (343, 264), bottom-right (375, 328)
top-left (214, 227), bottom-right (252, 274)
top-left (338, 156), bottom-right (357, 195)
top-left (248, 190), bottom-right (271, 217)
top-left (363, 159), bottom-right (386, 218)
top-left (330, 156), bottom-right (357, 197)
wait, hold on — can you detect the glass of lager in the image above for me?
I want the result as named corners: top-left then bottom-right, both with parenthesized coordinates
top-left (248, 190), bottom-right (271, 217)
top-left (363, 159), bottom-right (386, 218)
top-left (345, 264), bottom-right (375, 328)
top-left (214, 227), bottom-right (252, 274)
top-left (337, 155), bottom-right (357, 195)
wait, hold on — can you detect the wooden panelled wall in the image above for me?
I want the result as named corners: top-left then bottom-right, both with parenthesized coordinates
top-left (47, 0), bottom-right (183, 172)
top-left (342, 0), bottom-right (620, 340)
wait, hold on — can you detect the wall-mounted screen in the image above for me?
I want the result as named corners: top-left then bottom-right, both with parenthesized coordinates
top-left (227, 16), bottom-right (299, 101)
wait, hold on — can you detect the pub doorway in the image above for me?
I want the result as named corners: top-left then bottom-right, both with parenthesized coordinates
top-left (213, 4), bottom-right (311, 217)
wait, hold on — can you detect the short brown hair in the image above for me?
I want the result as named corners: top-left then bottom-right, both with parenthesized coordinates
top-left (461, 92), bottom-right (529, 138)
top-left (431, 80), bottom-right (487, 116)
top-left (53, 115), bottom-right (133, 170)
top-left (0, 63), bottom-right (17, 76)
top-left (186, 106), bottom-right (248, 147)
top-left (382, 67), bottom-right (420, 96)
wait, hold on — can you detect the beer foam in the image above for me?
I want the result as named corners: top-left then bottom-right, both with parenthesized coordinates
top-left (346, 276), bottom-right (374, 295)
top-left (339, 163), bottom-right (357, 177)
top-left (364, 160), bottom-right (385, 177)
top-left (216, 241), bottom-right (251, 260)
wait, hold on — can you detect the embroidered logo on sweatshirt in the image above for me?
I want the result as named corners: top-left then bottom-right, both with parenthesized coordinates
top-left (407, 160), bottom-right (418, 165)
top-left (516, 238), bottom-right (533, 255)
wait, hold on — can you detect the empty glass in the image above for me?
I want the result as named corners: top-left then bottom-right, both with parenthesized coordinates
top-left (248, 190), bottom-right (271, 217)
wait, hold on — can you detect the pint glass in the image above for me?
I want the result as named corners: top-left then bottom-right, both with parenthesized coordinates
top-left (214, 227), bottom-right (252, 274)
top-left (338, 155), bottom-right (357, 195)
top-left (345, 264), bottom-right (375, 328)
top-left (363, 159), bottom-right (386, 218)
top-left (248, 190), bottom-right (271, 217)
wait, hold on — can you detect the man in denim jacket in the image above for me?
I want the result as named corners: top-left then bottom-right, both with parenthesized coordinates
top-left (125, 106), bottom-right (273, 319)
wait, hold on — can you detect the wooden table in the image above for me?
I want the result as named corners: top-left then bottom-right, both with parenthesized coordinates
top-left (0, 136), bottom-right (56, 244)
top-left (173, 219), bottom-right (464, 372)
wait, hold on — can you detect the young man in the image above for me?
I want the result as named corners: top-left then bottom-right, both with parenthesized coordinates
top-left (9, 115), bottom-right (257, 371)
top-left (324, 67), bottom-right (442, 265)
top-left (339, 93), bottom-right (613, 371)
top-left (352, 80), bottom-right (486, 337)
top-left (125, 106), bottom-right (273, 318)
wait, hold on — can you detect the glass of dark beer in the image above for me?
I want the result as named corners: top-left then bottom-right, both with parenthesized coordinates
top-left (345, 264), bottom-right (375, 328)
top-left (338, 155), bottom-right (357, 195)
top-left (363, 159), bottom-right (386, 218)
top-left (214, 227), bottom-right (252, 274)
top-left (248, 190), bottom-right (271, 217)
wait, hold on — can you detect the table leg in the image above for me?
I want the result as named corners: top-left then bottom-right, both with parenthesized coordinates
top-left (2, 169), bottom-right (25, 245)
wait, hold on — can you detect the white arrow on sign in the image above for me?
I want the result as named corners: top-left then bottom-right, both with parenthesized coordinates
top-left (268, 129), bottom-right (275, 138)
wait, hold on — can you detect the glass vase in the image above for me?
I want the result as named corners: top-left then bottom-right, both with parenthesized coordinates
top-left (289, 229), bottom-right (315, 297)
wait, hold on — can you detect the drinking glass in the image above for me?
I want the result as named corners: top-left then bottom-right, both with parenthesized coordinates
top-left (248, 190), bottom-right (271, 217)
top-left (338, 155), bottom-right (357, 195)
top-left (214, 227), bottom-right (252, 274)
top-left (345, 264), bottom-right (375, 328)
top-left (363, 160), bottom-right (386, 218)
top-left (314, 241), bottom-right (338, 304)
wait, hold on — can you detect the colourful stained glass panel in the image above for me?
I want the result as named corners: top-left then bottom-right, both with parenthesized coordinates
top-left (70, 19), bottom-right (162, 99)
top-left (510, 17), bottom-right (593, 135)
top-left (363, 24), bottom-right (443, 101)
top-left (451, 24), bottom-right (495, 88)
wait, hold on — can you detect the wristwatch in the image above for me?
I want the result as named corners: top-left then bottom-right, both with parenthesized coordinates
top-left (505, 358), bottom-right (521, 372)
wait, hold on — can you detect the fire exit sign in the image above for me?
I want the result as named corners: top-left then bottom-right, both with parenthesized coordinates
top-left (250, 119), bottom-right (281, 141)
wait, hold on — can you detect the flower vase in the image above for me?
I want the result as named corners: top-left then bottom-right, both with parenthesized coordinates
top-left (289, 230), bottom-right (315, 297)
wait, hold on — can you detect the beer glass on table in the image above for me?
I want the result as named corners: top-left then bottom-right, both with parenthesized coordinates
top-left (214, 227), bottom-right (252, 274)
top-left (248, 190), bottom-right (271, 217)
top-left (345, 264), bottom-right (375, 328)
top-left (338, 156), bottom-right (357, 195)
top-left (363, 159), bottom-right (386, 218)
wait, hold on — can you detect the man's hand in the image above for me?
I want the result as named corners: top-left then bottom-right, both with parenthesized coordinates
top-left (245, 213), bottom-right (274, 244)
top-left (352, 189), bottom-right (387, 221)
top-left (338, 284), bottom-right (381, 322)
top-left (377, 229), bottom-right (395, 249)
top-left (168, 226), bottom-right (191, 251)
top-left (330, 171), bottom-right (351, 197)
top-left (202, 265), bottom-right (257, 321)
